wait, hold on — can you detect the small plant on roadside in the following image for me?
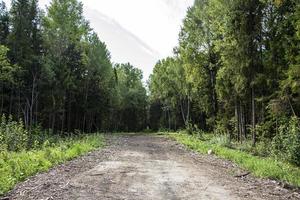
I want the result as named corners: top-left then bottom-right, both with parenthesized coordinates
top-left (271, 117), bottom-right (300, 165)
top-left (0, 115), bottom-right (28, 152)
top-left (0, 133), bottom-right (104, 196)
top-left (168, 132), bottom-right (300, 187)
top-left (208, 134), bottom-right (231, 148)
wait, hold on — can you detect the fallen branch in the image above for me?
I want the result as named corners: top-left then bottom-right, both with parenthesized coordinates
top-left (234, 172), bottom-right (250, 178)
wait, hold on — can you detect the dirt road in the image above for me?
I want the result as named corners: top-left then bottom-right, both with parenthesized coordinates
top-left (6, 134), bottom-right (300, 200)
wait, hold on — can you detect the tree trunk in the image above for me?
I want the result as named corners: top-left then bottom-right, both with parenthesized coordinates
top-left (9, 89), bottom-right (12, 115)
top-left (61, 92), bottom-right (66, 134)
top-left (83, 113), bottom-right (86, 132)
top-left (186, 96), bottom-right (190, 126)
top-left (235, 98), bottom-right (240, 142)
top-left (0, 84), bottom-right (3, 115)
top-left (35, 96), bottom-right (38, 124)
top-left (210, 69), bottom-right (217, 117)
top-left (287, 96), bottom-right (296, 117)
top-left (168, 108), bottom-right (171, 130)
top-left (241, 105), bottom-right (246, 140)
top-left (67, 93), bottom-right (72, 132)
top-left (51, 92), bottom-right (56, 133)
top-left (252, 87), bottom-right (256, 146)
top-left (180, 99), bottom-right (186, 125)
top-left (174, 112), bottom-right (177, 130)
top-left (238, 103), bottom-right (242, 143)
top-left (61, 107), bottom-right (65, 133)
top-left (29, 75), bottom-right (37, 132)
top-left (52, 113), bottom-right (56, 133)
top-left (17, 88), bottom-right (21, 119)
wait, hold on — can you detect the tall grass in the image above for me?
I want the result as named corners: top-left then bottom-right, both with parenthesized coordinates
top-left (168, 132), bottom-right (300, 187)
top-left (0, 133), bottom-right (104, 196)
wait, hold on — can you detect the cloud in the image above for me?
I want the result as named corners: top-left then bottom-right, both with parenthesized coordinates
top-left (84, 7), bottom-right (161, 81)
top-left (3, 0), bottom-right (194, 80)
top-left (82, 0), bottom-right (193, 57)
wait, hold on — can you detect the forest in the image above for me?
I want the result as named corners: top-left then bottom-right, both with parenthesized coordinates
top-left (0, 0), bottom-right (300, 196)
top-left (0, 0), bottom-right (147, 135)
top-left (0, 0), bottom-right (299, 163)
top-left (0, 0), bottom-right (148, 193)
top-left (0, 0), bottom-right (299, 162)
top-left (149, 0), bottom-right (300, 166)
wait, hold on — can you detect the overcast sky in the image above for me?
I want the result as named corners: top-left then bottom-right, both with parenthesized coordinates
top-left (4, 0), bottom-right (194, 80)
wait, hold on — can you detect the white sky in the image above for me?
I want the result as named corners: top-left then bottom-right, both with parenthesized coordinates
top-left (82, 0), bottom-right (193, 57)
top-left (4, 0), bottom-right (194, 80)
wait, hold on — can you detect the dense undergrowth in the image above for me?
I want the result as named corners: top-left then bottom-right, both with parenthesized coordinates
top-left (0, 116), bottom-right (105, 196)
top-left (167, 131), bottom-right (300, 188)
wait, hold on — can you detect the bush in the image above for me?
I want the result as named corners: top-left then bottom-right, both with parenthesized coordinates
top-left (255, 120), bottom-right (275, 140)
top-left (168, 132), bottom-right (300, 187)
top-left (215, 118), bottom-right (231, 136)
top-left (271, 117), bottom-right (300, 166)
top-left (208, 134), bottom-right (231, 148)
top-left (0, 133), bottom-right (104, 195)
top-left (0, 116), bottom-right (69, 152)
top-left (0, 115), bottom-right (28, 152)
top-left (251, 140), bottom-right (272, 157)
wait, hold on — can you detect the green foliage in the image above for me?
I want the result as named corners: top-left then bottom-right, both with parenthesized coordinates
top-left (0, 115), bottom-right (28, 152)
top-left (0, 116), bottom-right (63, 152)
top-left (0, 45), bottom-right (16, 84)
top-left (149, 57), bottom-right (190, 130)
top-left (214, 117), bottom-right (231, 136)
top-left (179, 0), bottom-right (219, 122)
top-left (113, 63), bottom-right (148, 131)
top-left (0, 0), bottom-right (148, 133)
top-left (168, 132), bottom-right (300, 187)
top-left (149, 0), bottom-right (300, 157)
top-left (271, 117), bottom-right (300, 165)
top-left (0, 133), bottom-right (104, 195)
top-left (208, 134), bottom-right (231, 148)
top-left (0, 1), bottom-right (9, 44)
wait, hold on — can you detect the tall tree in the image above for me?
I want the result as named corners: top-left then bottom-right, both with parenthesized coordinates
top-left (149, 57), bottom-right (189, 130)
top-left (115, 63), bottom-right (147, 131)
top-left (0, 45), bottom-right (17, 114)
top-left (0, 1), bottom-right (9, 45)
top-left (80, 32), bottom-right (114, 132)
top-left (279, 1), bottom-right (300, 117)
top-left (8, 0), bottom-right (43, 130)
top-left (179, 0), bottom-right (220, 129)
top-left (43, 0), bottom-right (89, 132)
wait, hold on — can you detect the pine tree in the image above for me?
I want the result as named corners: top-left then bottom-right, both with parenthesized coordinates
top-left (0, 1), bottom-right (9, 45)
top-left (8, 0), bottom-right (43, 130)
top-left (43, 0), bottom-right (89, 132)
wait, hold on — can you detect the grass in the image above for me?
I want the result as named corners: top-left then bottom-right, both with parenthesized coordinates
top-left (0, 133), bottom-right (104, 196)
top-left (167, 132), bottom-right (300, 188)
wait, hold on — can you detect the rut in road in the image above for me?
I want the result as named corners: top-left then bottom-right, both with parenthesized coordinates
top-left (7, 135), bottom-right (300, 200)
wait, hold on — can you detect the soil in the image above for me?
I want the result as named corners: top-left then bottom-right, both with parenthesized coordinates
top-left (4, 134), bottom-right (300, 200)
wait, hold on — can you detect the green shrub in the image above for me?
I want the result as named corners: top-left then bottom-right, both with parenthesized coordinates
top-left (208, 134), bottom-right (231, 148)
top-left (271, 117), bottom-right (300, 165)
top-left (215, 118), bottom-right (231, 135)
top-left (251, 140), bottom-right (272, 157)
top-left (0, 133), bottom-right (104, 196)
top-left (0, 115), bottom-right (28, 152)
top-left (0, 116), bottom-right (80, 153)
top-left (255, 120), bottom-right (275, 140)
top-left (168, 132), bottom-right (300, 187)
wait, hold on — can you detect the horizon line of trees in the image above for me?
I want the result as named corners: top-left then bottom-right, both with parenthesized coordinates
top-left (0, 0), bottom-right (148, 134)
